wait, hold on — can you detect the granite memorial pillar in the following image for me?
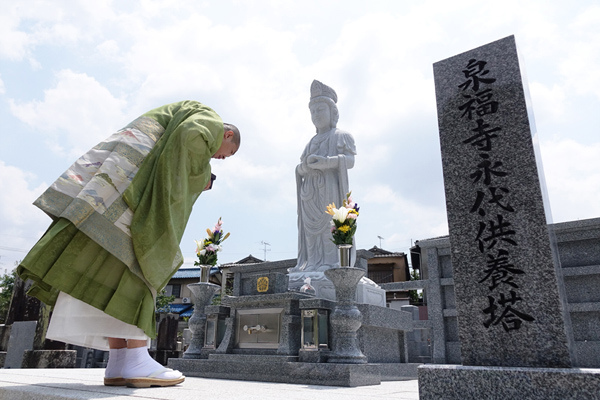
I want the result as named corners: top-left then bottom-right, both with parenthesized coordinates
top-left (433, 34), bottom-right (572, 368)
top-left (419, 35), bottom-right (600, 399)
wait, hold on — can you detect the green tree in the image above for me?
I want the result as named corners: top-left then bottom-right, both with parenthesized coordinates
top-left (408, 268), bottom-right (423, 305)
top-left (211, 286), bottom-right (233, 306)
top-left (0, 269), bottom-right (16, 324)
top-left (156, 289), bottom-right (175, 314)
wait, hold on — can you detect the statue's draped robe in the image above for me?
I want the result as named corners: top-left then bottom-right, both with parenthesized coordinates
top-left (18, 101), bottom-right (223, 346)
top-left (292, 128), bottom-right (356, 272)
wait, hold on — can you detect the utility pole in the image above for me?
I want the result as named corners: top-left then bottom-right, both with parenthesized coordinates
top-left (377, 235), bottom-right (384, 248)
top-left (260, 241), bottom-right (271, 261)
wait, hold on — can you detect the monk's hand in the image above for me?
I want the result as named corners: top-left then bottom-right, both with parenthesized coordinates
top-left (204, 173), bottom-right (216, 191)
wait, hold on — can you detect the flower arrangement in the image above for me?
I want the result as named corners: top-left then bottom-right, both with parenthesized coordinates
top-left (325, 192), bottom-right (359, 245)
top-left (194, 217), bottom-right (230, 266)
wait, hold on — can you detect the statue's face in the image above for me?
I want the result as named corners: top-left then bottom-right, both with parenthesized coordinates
top-left (310, 102), bottom-right (331, 130)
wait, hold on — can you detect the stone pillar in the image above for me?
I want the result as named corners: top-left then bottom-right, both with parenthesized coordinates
top-left (423, 246), bottom-right (447, 364)
top-left (433, 34), bottom-right (571, 368)
top-left (418, 34), bottom-right (599, 400)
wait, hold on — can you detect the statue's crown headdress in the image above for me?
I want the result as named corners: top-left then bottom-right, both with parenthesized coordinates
top-left (310, 80), bottom-right (337, 103)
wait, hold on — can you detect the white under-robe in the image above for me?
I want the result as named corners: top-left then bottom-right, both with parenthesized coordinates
top-left (46, 292), bottom-right (149, 351)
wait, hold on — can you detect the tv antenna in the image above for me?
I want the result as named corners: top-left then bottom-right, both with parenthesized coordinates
top-left (260, 241), bottom-right (271, 261)
top-left (377, 235), bottom-right (385, 248)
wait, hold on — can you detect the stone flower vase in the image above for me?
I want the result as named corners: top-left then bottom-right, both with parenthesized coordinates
top-left (182, 275), bottom-right (220, 359)
top-left (324, 266), bottom-right (367, 364)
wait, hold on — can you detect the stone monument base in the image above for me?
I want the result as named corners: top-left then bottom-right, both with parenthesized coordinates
top-left (418, 364), bottom-right (600, 400)
top-left (150, 349), bottom-right (183, 366)
top-left (169, 355), bottom-right (420, 387)
top-left (169, 293), bottom-right (418, 387)
top-left (22, 350), bottom-right (76, 368)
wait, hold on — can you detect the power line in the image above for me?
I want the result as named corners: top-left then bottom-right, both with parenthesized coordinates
top-left (0, 233), bottom-right (39, 240)
top-left (0, 246), bottom-right (29, 253)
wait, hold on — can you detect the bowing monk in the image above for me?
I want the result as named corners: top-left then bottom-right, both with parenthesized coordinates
top-left (18, 100), bottom-right (240, 388)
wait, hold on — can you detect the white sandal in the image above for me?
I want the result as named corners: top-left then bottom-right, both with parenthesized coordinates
top-left (124, 368), bottom-right (185, 388)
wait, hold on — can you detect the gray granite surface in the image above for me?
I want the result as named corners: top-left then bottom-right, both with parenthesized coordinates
top-left (240, 272), bottom-right (289, 295)
top-left (0, 325), bottom-right (10, 351)
top-left (170, 357), bottom-right (382, 386)
top-left (223, 292), bottom-right (314, 308)
top-left (419, 364), bottom-right (600, 400)
top-left (299, 298), bottom-right (337, 310)
top-left (228, 259), bottom-right (295, 274)
top-left (21, 350), bottom-right (76, 368)
top-left (433, 35), bottom-right (572, 368)
top-left (415, 216), bottom-right (600, 367)
top-left (170, 356), bottom-right (421, 387)
top-left (422, 244), bottom-right (448, 364)
top-left (4, 321), bottom-right (36, 368)
top-left (356, 303), bottom-right (413, 331)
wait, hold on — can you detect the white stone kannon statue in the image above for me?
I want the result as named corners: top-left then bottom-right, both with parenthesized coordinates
top-left (288, 80), bottom-right (385, 306)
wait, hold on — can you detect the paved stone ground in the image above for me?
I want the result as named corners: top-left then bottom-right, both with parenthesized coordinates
top-left (0, 368), bottom-right (420, 400)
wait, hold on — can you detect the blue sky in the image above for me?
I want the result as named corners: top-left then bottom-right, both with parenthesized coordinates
top-left (1, 0), bottom-right (599, 273)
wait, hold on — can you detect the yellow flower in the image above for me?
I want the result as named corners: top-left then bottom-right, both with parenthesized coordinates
top-left (325, 203), bottom-right (337, 216)
top-left (338, 225), bottom-right (350, 233)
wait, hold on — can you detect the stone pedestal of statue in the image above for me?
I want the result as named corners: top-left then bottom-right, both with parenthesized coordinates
top-left (289, 271), bottom-right (386, 306)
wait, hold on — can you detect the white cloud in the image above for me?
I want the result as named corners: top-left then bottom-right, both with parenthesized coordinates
top-left (0, 0), bottom-right (119, 63)
top-left (1, 0), bottom-right (599, 266)
top-left (540, 138), bottom-right (600, 222)
top-left (9, 70), bottom-right (127, 159)
top-left (95, 40), bottom-right (121, 60)
top-left (0, 12), bottom-right (31, 61)
top-left (555, 4), bottom-right (600, 99)
top-left (0, 74), bottom-right (4, 94)
top-left (0, 162), bottom-right (47, 226)
top-left (529, 82), bottom-right (566, 123)
top-left (570, 3), bottom-right (600, 31)
top-left (0, 161), bottom-right (49, 266)
top-left (353, 183), bottom-right (448, 251)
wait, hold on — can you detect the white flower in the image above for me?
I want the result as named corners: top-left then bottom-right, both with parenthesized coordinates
top-left (333, 206), bottom-right (350, 223)
top-left (199, 249), bottom-right (206, 256)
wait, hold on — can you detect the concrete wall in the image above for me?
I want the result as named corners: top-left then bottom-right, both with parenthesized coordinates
top-left (415, 217), bottom-right (600, 367)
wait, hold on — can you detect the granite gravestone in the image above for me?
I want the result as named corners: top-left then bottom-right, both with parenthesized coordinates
top-left (433, 35), bottom-right (572, 368)
top-left (4, 321), bottom-right (37, 368)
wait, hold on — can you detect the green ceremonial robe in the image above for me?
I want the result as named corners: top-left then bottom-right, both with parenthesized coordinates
top-left (18, 100), bottom-right (223, 339)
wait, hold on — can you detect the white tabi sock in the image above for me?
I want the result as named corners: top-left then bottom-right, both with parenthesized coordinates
top-left (105, 348), bottom-right (127, 378)
top-left (121, 347), bottom-right (182, 379)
